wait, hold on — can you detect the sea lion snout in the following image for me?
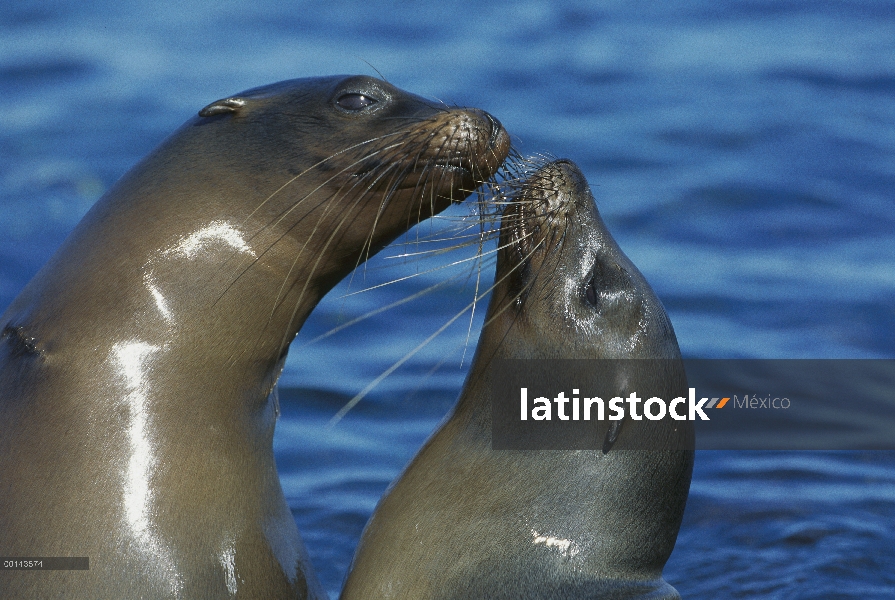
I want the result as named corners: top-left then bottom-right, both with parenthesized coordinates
top-left (420, 107), bottom-right (510, 187)
top-left (498, 159), bottom-right (590, 285)
top-left (453, 108), bottom-right (511, 177)
top-left (520, 159), bottom-right (592, 214)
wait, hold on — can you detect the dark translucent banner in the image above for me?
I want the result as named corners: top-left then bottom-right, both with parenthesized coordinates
top-left (491, 359), bottom-right (895, 450)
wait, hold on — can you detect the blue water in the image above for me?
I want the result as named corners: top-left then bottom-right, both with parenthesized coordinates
top-left (2, 1), bottom-right (894, 598)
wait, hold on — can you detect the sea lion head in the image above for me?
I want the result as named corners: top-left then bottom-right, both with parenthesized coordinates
top-left (191, 75), bottom-right (510, 271)
top-left (491, 159), bottom-right (680, 362)
top-left (41, 75), bottom-right (513, 361)
top-left (479, 159), bottom-right (690, 454)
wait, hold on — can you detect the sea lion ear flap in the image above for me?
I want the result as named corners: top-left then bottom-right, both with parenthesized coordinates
top-left (198, 97), bottom-right (247, 117)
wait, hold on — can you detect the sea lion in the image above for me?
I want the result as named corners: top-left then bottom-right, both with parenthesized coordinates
top-left (340, 159), bottom-right (694, 599)
top-left (0, 75), bottom-right (509, 598)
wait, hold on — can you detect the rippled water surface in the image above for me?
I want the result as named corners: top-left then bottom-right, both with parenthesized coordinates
top-left (2, 1), bottom-right (894, 598)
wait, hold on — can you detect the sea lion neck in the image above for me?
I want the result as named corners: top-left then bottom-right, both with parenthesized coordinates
top-left (1, 184), bottom-right (323, 402)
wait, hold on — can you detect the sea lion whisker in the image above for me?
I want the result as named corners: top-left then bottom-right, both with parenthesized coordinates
top-left (348, 157), bottom-right (432, 283)
top-left (246, 134), bottom-right (424, 293)
top-left (335, 243), bottom-right (501, 300)
top-left (358, 62), bottom-right (389, 84)
top-left (313, 196), bottom-right (501, 353)
top-left (327, 279), bottom-right (493, 426)
top-left (410, 229), bottom-right (545, 375)
top-left (300, 271), bottom-right (471, 347)
top-left (232, 169), bottom-right (405, 366)
top-left (285, 157), bottom-right (406, 285)
top-left (403, 224), bottom-right (500, 256)
top-left (420, 213), bottom-right (500, 232)
top-left (245, 124), bottom-right (438, 251)
top-left (326, 139), bottom-right (453, 292)
top-left (275, 140), bottom-right (458, 351)
top-left (388, 218), bottom-right (498, 243)
top-left (241, 130), bottom-right (410, 234)
top-left (327, 212), bottom-right (535, 422)
top-left (382, 228), bottom-right (497, 258)
top-left (485, 241), bottom-right (544, 318)
top-left (213, 142), bottom-right (417, 303)
top-left (261, 139), bottom-right (408, 229)
top-left (224, 122), bottom-right (440, 304)
top-left (328, 226), bottom-right (534, 424)
top-left (457, 226), bottom-right (490, 368)
top-left (368, 224), bottom-right (499, 271)
top-left (383, 200), bottom-right (502, 255)
top-left (364, 138), bottom-right (490, 270)
top-left (269, 178), bottom-right (399, 361)
top-left (322, 186), bottom-right (514, 418)
top-left (356, 148), bottom-right (436, 258)
top-left (354, 165), bottom-right (410, 268)
top-left (214, 186), bottom-right (348, 307)
top-left (381, 237), bottom-right (493, 260)
top-left (243, 149), bottom-right (426, 358)
top-left (370, 206), bottom-right (501, 265)
top-left (242, 106), bottom-right (510, 391)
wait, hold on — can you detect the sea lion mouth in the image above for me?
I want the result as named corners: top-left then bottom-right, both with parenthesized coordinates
top-left (503, 176), bottom-right (553, 262)
top-left (508, 202), bottom-right (538, 263)
top-left (350, 155), bottom-right (476, 195)
top-left (338, 108), bottom-right (508, 213)
top-left (495, 187), bottom-right (541, 304)
top-left (352, 154), bottom-right (473, 177)
top-left (431, 156), bottom-right (473, 176)
top-left (496, 159), bottom-right (583, 305)
top-left (504, 159), bottom-right (582, 251)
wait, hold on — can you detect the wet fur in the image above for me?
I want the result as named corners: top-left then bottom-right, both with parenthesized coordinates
top-left (340, 159), bottom-right (694, 600)
top-left (0, 75), bottom-right (509, 599)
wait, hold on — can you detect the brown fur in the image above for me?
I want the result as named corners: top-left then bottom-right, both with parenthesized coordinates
top-left (341, 160), bottom-right (693, 600)
top-left (0, 75), bottom-right (509, 599)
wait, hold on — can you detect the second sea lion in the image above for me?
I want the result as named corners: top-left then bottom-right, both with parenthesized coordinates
top-left (340, 159), bottom-right (693, 599)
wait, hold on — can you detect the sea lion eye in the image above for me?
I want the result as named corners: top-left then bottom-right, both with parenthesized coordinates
top-left (337, 93), bottom-right (377, 111)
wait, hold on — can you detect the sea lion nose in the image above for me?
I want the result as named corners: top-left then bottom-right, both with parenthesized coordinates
top-left (466, 109), bottom-right (510, 171)
top-left (484, 111), bottom-right (503, 149)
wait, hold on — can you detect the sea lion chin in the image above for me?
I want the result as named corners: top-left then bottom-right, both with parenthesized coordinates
top-left (340, 159), bottom-right (694, 600)
top-left (0, 75), bottom-right (509, 599)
